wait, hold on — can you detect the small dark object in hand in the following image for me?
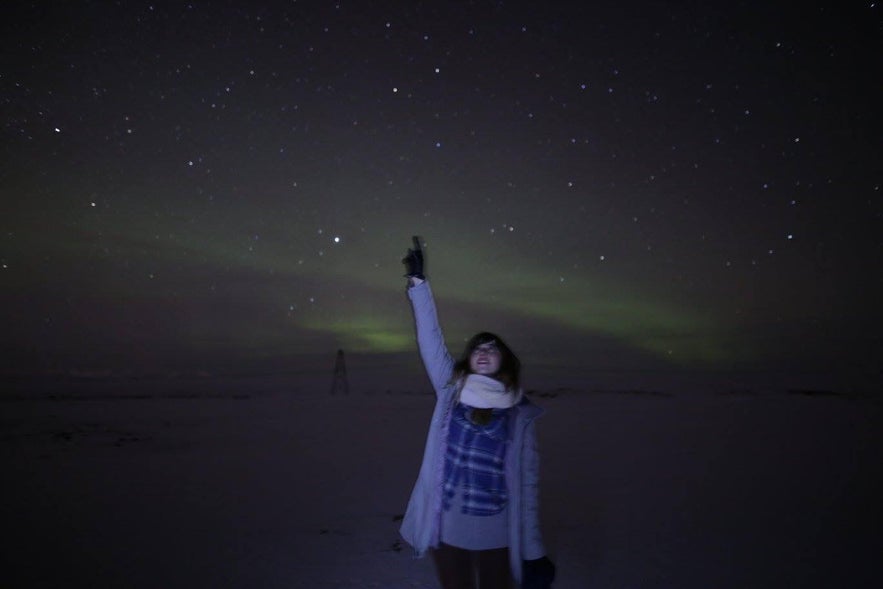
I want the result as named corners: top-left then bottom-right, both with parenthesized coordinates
top-left (402, 235), bottom-right (425, 279)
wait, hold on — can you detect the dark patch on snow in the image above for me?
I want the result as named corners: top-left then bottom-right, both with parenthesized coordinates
top-left (788, 388), bottom-right (848, 398)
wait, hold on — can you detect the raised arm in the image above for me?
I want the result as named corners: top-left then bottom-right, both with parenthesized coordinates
top-left (408, 281), bottom-right (455, 394)
top-left (403, 236), bottom-right (455, 395)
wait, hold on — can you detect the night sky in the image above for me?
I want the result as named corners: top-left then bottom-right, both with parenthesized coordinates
top-left (2, 2), bottom-right (881, 383)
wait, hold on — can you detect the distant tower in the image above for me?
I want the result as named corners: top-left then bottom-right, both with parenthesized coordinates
top-left (330, 349), bottom-right (349, 395)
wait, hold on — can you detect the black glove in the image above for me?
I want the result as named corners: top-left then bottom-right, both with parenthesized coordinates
top-left (522, 556), bottom-right (556, 589)
top-left (402, 235), bottom-right (425, 280)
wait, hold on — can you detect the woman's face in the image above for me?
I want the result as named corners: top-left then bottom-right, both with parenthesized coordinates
top-left (469, 341), bottom-right (502, 376)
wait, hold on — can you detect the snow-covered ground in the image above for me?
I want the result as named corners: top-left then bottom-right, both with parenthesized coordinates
top-left (2, 377), bottom-right (880, 588)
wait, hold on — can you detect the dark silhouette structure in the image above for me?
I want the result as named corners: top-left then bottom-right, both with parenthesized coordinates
top-left (330, 349), bottom-right (349, 395)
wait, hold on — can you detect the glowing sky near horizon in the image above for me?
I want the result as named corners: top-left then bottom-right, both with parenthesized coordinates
top-left (1, 2), bottom-right (880, 377)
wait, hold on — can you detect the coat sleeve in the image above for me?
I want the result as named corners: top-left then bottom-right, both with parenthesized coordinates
top-left (521, 419), bottom-right (547, 560)
top-left (407, 280), bottom-right (455, 396)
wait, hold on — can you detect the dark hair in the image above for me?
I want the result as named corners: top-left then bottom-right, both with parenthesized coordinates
top-left (452, 331), bottom-right (521, 391)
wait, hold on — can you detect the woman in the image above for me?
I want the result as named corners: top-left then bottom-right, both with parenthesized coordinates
top-left (399, 236), bottom-right (556, 589)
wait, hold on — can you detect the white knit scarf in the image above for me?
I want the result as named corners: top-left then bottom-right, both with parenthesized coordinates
top-left (457, 374), bottom-right (523, 409)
